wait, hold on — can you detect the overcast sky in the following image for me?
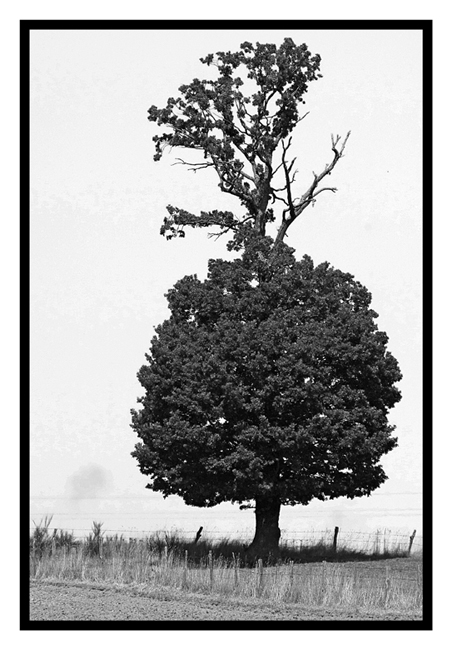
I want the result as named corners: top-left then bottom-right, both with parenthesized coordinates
top-left (30, 26), bottom-right (424, 543)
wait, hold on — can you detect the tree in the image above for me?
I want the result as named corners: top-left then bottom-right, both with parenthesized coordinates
top-left (147, 38), bottom-right (350, 248)
top-left (132, 38), bottom-right (402, 558)
top-left (131, 237), bottom-right (402, 558)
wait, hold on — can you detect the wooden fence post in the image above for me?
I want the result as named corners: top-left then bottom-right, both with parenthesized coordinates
top-left (255, 558), bottom-right (264, 596)
top-left (208, 550), bottom-right (213, 590)
top-left (417, 563), bottom-right (422, 588)
top-left (289, 560), bottom-right (294, 590)
top-left (233, 553), bottom-right (239, 588)
top-left (163, 544), bottom-right (168, 568)
top-left (320, 560), bottom-right (327, 604)
top-left (408, 529), bottom-right (417, 556)
top-left (69, 544), bottom-right (76, 578)
top-left (182, 549), bottom-right (188, 588)
top-left (333, 526), bottom-right (339, 554)
top-left (384, 565), bottom-right (391, 608)
top-left (416, 563), bottom-right (422, 607)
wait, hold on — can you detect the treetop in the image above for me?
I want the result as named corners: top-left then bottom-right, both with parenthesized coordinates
top-left (147, 37), bottom-right (349, 248)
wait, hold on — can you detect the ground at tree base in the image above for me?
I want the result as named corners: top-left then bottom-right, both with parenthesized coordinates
top-left (29, 580), bottom-right (422, 622)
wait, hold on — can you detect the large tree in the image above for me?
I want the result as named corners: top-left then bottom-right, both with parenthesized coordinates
top-left (131, 38), bottom-right (402, 558)
top-left (131, 237), bottom-right (402, 558)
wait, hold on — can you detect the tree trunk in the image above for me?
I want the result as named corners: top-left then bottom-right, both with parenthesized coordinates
top-left (247, 497), bottom-right (281, 561)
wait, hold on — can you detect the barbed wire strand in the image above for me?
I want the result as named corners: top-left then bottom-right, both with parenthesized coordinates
top-left (28, 525), bottom-right (423, 545)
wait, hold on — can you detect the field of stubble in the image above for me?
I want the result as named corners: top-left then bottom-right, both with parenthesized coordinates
top-left (29, 557), bottom-right (423, 622)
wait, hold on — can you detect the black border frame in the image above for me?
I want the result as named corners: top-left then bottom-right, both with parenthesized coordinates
top-left (21, 19), bottom-right (433, 631)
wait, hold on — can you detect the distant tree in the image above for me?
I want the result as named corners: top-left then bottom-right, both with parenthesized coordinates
top-left (131, 237), bottom-right (402, 558)
top-left (147, 38), bottom-right (350, 248)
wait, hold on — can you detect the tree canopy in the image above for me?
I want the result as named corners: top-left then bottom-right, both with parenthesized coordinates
top-left (148, 38), bottom-right (350, 248)
top-left (131, 238), bottom-right (402, 554)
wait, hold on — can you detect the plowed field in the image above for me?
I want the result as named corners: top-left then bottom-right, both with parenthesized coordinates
top-left (29, 578), bottom-right (422, 622)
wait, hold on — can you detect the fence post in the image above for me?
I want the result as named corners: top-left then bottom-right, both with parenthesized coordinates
top-left (320, 560), bottom-right (327, 604)
top-left (417, 563), bottom-right (422, 588)
top-left (408, 529), bottom-right (417, 556)
top-left (384, 565), bottom-right (391, 608)
top-left (416, 563), bottom-right (422, 606)
top-left (163, 544), bottom-right (168, 568)
top-left (69, 544), bottom-right (76, 578)
top-left (289, 560), bottom-right (294, 590)
top-left (182, 549), bottom-right (188, 588)
top-left (208, 550), bottom-right (213, 590)
top-left (255, 558), bottom-right (263, 596)
top-left (416, 563), bottom-right (422, 607)
top-left (258, 558), bottom-right (264, 596)
top-left (77, 544), bottom-right (82, 578)
top-left (233, 553), bottom-right (239, 588)
top-left (333, 526), bottom-right (339, 554)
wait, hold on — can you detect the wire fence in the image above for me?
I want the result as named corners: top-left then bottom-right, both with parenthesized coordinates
top-left (28, 526), bottom-right (423, 535)
top-left (29, 540), bottom-right (423, 611)
top-left (28, 522), bottom-right (423, 552)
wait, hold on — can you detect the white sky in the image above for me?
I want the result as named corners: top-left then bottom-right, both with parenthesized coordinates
top-left (28, 27), bottom-right (426, 543)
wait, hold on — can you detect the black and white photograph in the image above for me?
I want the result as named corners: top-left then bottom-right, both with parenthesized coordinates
top-left (20, 19), bottom-right (432, 632)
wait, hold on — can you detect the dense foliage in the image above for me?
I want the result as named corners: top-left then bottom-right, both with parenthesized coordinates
top-left (131, 239), bottom-right (402, 514)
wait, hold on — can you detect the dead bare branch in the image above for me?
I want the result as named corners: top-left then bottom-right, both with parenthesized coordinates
top-left (275, 131), bottom-right (351, 243)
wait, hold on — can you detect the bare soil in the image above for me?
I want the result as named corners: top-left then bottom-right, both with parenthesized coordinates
top-left (29, 578), bottom-right (422, 622)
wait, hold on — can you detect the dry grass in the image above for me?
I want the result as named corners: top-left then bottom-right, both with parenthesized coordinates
top-left (29, 519), bottom-right (422, 615)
